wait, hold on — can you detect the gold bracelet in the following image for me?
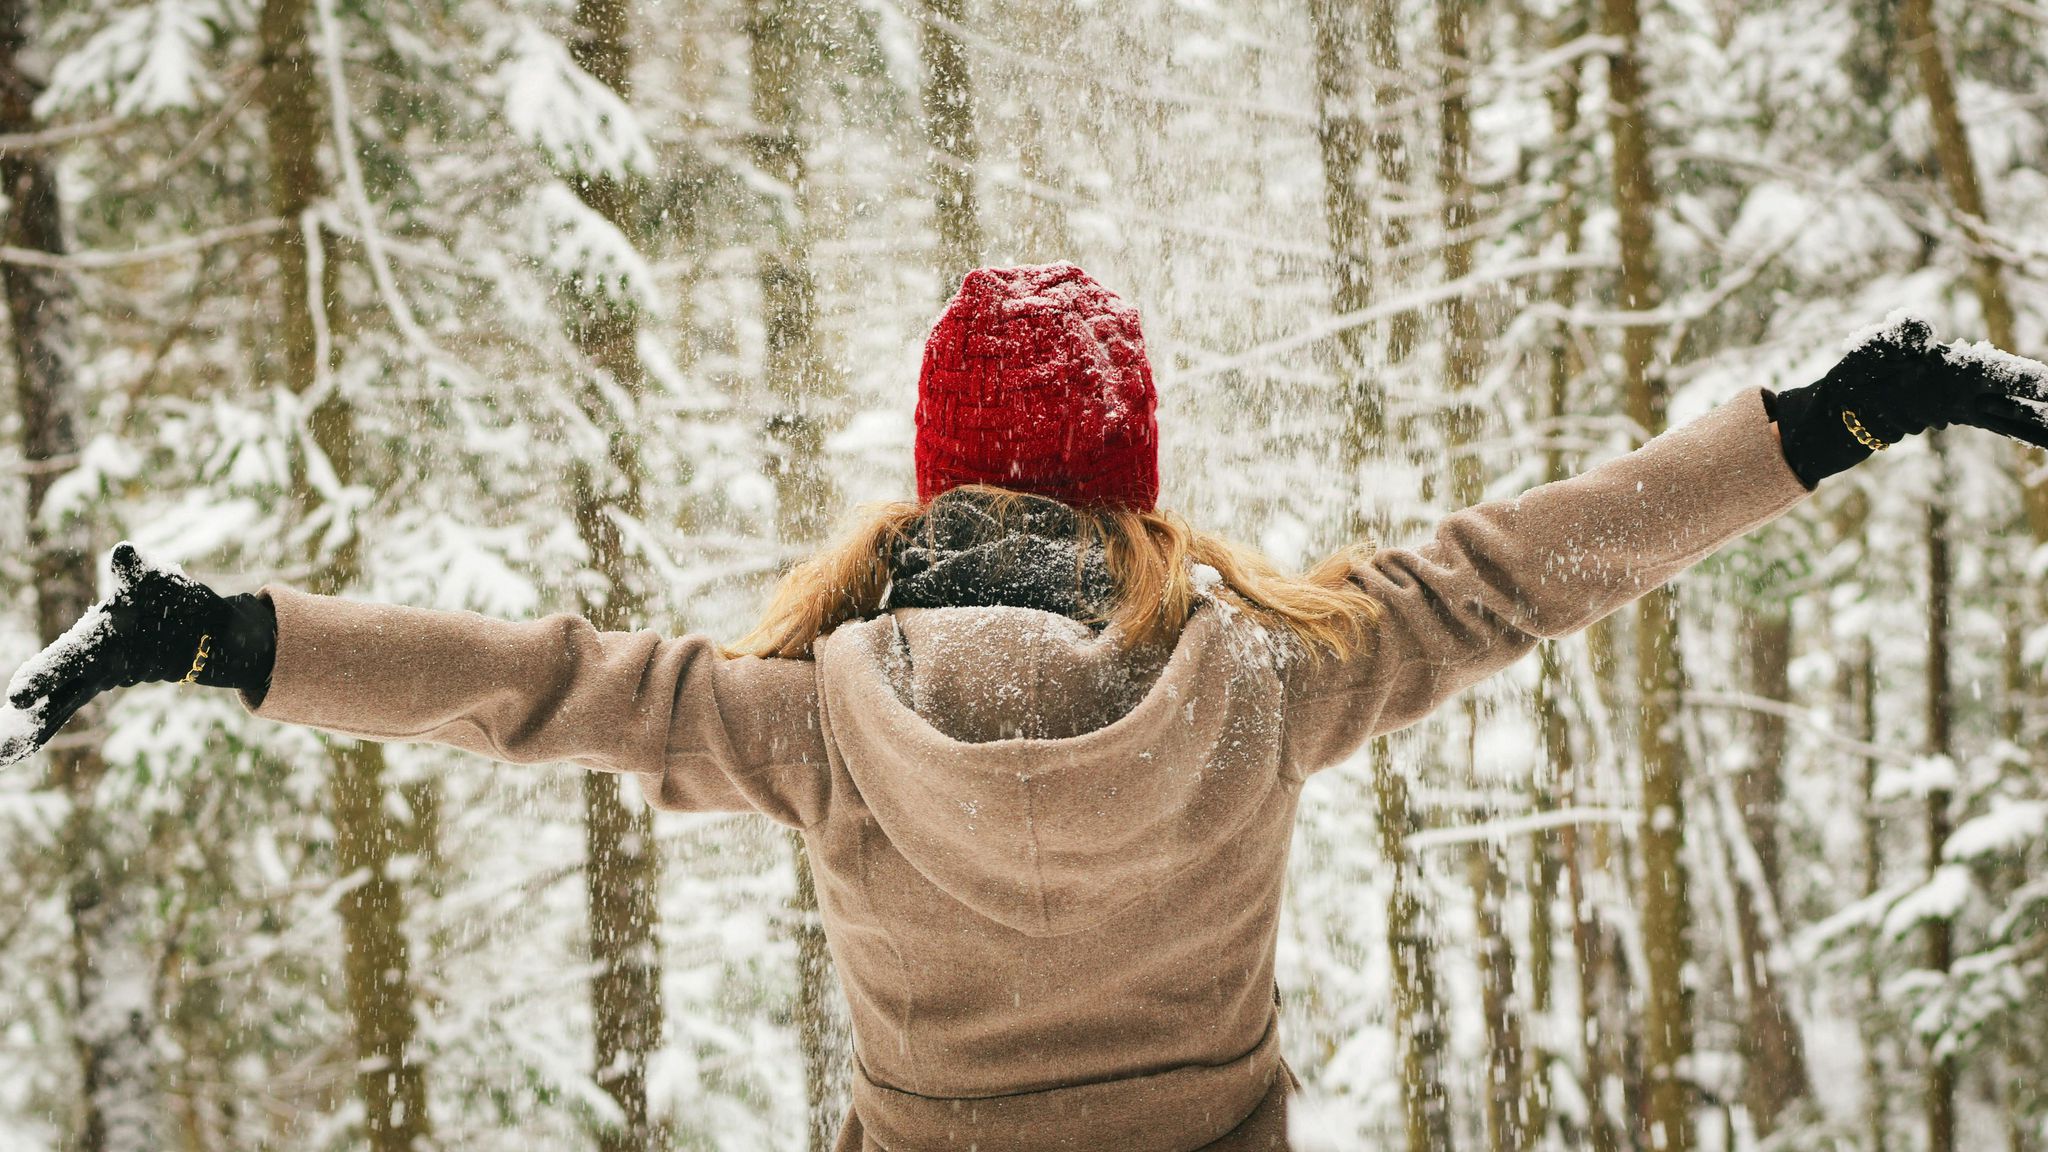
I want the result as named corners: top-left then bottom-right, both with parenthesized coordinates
top-left (180, 634), bottom-right (213, 685)
top-left (1842, 408), bottom-right (1891, 451)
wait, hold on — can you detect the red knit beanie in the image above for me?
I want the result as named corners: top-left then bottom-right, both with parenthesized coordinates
top-left (915, 263), bottom-right (1159, 510)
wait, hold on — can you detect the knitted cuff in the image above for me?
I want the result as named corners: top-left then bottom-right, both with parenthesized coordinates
top-left (1767, 380), bottom-right (1875, 491)
top-left (194, 592), bottom-right (278, 703)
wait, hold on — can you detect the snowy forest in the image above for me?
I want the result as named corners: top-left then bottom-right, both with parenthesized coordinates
top-left (0, 0), bottom-right (2044, 1148)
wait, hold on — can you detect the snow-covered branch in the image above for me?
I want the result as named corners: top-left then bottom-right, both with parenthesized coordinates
top-left (1404, 805), bottom-right (1639, 853)
top-left (1172, 252), bottom-right (1618, 384)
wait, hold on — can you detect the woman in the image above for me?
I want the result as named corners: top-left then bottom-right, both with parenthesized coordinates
top-left (6, 264), bottom-right (2046, 1151)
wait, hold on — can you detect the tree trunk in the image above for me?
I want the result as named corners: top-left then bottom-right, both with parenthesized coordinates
top-left (1530, 646), bottom-right (1567, 1149)
top-left (261, 2), bottom-right (428, 1147)
top-left (1435, 0), bottom-right (1484, 513)
top-left (1434, 5), bottom-right (1525, 1147)
top-left (1563, 729), bottom-right (1646, 1152)
top-left (789, 846), bottom-right (845, 1152)
top-left (1375, 740), bottom-right (1458, 1152)
top-left (1524, 705), bottom-right (1559, 1151)
top-left (1896, 6), bottom-right (2009, 1132)
top-left (1553, 649), bottom-right (1624, 1152)
top-left (1531, 13), bottom-right (1589, 1131)
top-left (1999, 595), bottom-right (2025, 745)
top-left (1533, 20), bottom-right (1592, 1144)
top-left (1895, 0), bottom-right (2045, 542)
top-left (1, 10), bottom-right (166, 1149)
top-left (330, 742), bottom-right (429, 1148)
top-left (1308, 0), bottom-right (1384, 461)
top-left (1731, 608), bottom-right (1811, 1133)
top-left (1599, 0), bottom-right (1693, 1146)
top-left (1538, 0), bottom-right (1608, 753)
top-left (561, 3), bottom-right (665, 1148)
top-left (1563, 851), bottom-right (1625, 1152)
top-left (1898, 0), bottom-right (2043, 807)
top-left (581, 774), bottom-right (660, 1152)
top-left (1329, 10), bottom-right (1453, 1140)
top-left (1857, 631), bottom-right (1889, 1152)
top-left (751, 0), bottom-right (836, 554)
top-left (1633, 606), bottom-right (1690, 1152)
top-left (1362, 0), bottom-right (1418, 362)
top-left (921, 0), bottom-right (981, 289)
top-left (1923, 430), bottom-right (1956, 1152)
top-left (1471, 836), bottom-right (1527, 1152)
top-left (748, 2), bottom-right (849, 1145)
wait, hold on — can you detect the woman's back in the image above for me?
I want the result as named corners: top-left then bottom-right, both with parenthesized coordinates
top-left (808, 601), bottom-right (1299, 1148)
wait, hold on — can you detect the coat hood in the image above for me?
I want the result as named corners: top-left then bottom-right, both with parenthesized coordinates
top-left (813, 601), bottom-right (1289, 938)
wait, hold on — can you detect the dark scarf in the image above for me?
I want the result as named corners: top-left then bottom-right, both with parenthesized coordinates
top-left (883, 491), bottom-right (1116, 623)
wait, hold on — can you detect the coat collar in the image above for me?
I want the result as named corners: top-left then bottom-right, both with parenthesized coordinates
top-left (882, 489), bottom-right (1115, 623)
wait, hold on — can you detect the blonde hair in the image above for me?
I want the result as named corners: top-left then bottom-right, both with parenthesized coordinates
top-left (730, 485), bottom-right (1384, 662)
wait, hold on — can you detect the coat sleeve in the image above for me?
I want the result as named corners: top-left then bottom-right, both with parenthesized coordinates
top-left (1282, 386), bottom-right (1813, 775)
top-left (244, 587), bottom-right (832, 828)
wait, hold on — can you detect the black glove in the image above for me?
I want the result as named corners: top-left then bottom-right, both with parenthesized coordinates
top-left (0, 543), bottom-right (276, 766)
top-left (1769, 314), bottom-right (2048, 489)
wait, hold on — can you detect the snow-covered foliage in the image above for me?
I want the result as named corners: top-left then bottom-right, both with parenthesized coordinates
top-left (496, 20), bottom-right (654, 178)
top-left (39, 0), bottom-right (231, 115)
top-left (528, 180), bottom-right (662, 311)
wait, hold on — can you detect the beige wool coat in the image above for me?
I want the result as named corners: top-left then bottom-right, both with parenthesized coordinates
top-left (244, 387), bottom-right (1811, 1151)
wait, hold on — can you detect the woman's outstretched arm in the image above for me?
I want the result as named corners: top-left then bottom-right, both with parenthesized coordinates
top-left (3, 553), bottom-right (832, 828)
top-left (250, 587), bottom-right (831, 825)
top-left (1282, 385), bottom-right (1809, 775)
top-left (1284, 314), bottom-right (2048, 776)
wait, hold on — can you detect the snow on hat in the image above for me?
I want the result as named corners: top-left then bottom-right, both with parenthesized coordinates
top-left (915, 263), bottom-right (1160, 510)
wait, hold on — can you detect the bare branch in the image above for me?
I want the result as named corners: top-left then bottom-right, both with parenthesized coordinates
top-left (1684, 689), bottom-right (1917, 767)
top-left (1173, 252), bottom-right (1618, 384)
top-left (0, 114), bottom-right (125, 155)
top-left (1406, 805), bottom-right (1641, 853)
top-left (0, 218), bottom-right (286, 271)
